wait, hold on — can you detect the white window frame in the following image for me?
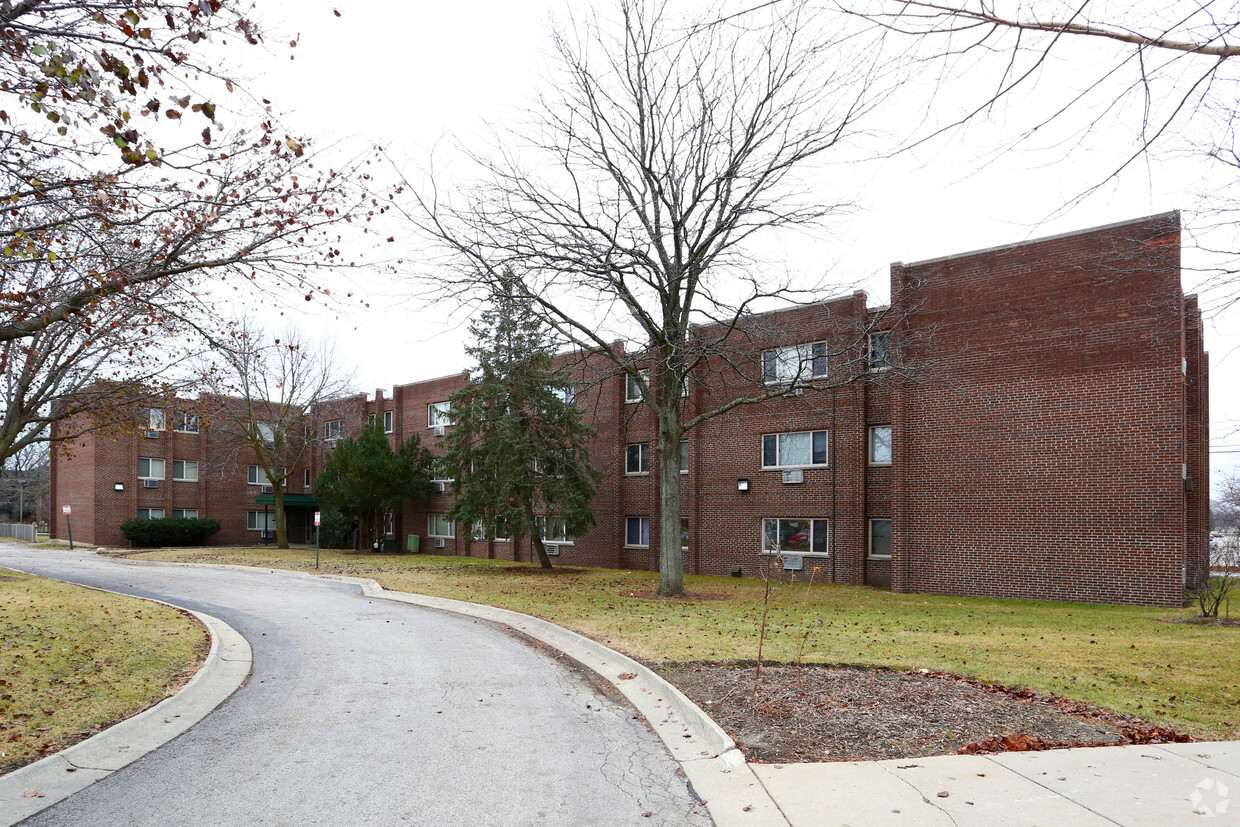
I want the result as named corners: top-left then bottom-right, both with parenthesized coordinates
top-left (247, 466), bottom-right (286, 487)
top-left (536, 515), bottom-right (574, 544)
top-left (137, 457), bottom-right (165, 480)
top-left (172, 508), bottom-right (199, 520)
top-left (626, 442), bottom-right (650, 475)
top-left (869, 425), bottom-right (892, 466)
top-left (324, 419), bottom-right (343, 440)
top-left (869, 518), bottom-right (892, 560)
top-left (173, 412), bottom-right (199, 433)
top-left (247, 511), bottom-right (277, 531)
top-left (868, 332), bottom-right (892, 372)
top-left (383, 410), bottom-right (394, 433)
top-left (762, 430), bottom-right (828, 470)
top-left (763, 342), bottom-right (827, 385)
top-left (172, 460), bottom-right (198, 482)
top-left (367, 413), bottom-right (377, 427)
top-left (304, 468), bottom-right (312, 488)
top-left (625, 516), bottom-right (650, 548)
top-left (143, 408), bottom-right (166, 431)
top-left (679, 440), bottom-right (689, 474)
top-left (427, 513), bottom-right (455, 538)
top-left (428, 401), bottom-right (453, 427)
top-left (681, 517), bottom-right (689, 550)
top-left (470, 519), bottom-right (510, 543)
top-left (761, 518), bottom-right (830, 557)
top-left (137, 507), bottom-right (165, 521)
top-left (383, 512), bottom-right (394, 537)
top-left (553, 385), bottom-right (575, 405)
top-left (625, 369), bottom-right (649, 403)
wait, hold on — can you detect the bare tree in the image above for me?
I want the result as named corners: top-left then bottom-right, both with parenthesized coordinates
top-left (0, 2), bottom-right (389, 458)
top-left (406, 0), bottom-right (891, 595)
top-left (0, 441), bottom-right (49, 524)
top-left (205, 322), bottom-right (352, 549)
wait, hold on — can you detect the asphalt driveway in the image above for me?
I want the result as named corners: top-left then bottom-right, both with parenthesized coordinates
top-left (0, 547), bottom-right (711, 827)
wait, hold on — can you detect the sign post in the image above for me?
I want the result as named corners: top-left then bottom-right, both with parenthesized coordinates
top-left (314, 511), bottom-right (321, 569)
top-left (62, 505), bottom-right (72, 550)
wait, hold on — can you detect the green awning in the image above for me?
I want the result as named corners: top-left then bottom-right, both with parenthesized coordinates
top-left (254, 493), bottom-right (320, 508)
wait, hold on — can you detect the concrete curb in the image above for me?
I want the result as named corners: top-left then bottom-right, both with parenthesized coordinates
top-left (0, 591), bottom-right (252, 826)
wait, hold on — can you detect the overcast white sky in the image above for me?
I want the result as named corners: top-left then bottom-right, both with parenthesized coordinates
top-left (222, 0), bottom-right (1239, 494)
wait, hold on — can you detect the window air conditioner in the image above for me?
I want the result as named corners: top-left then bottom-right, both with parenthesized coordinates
top-left (433, 425), bottom-right (445, 437)
top-left (260, 530), bottom-right (275, 539)
top-left (782, 554), bottom-right (803, 571)
top-left (782, 469), bottom-right (804, 484)
top-left (432, 481), bottom-right (446, 493)
top-left (260, 485), bottom-right (274, 494)
top-left (144, 431), bottom-right (160, 439)
top-left (142, 479), bottom-right (159, 488)
top-left (783, 388), bottom-right (804, 398)
top-left (433, 537), bottom-right (446, 548)
top-left (545, 544), bottom-right (560, 556)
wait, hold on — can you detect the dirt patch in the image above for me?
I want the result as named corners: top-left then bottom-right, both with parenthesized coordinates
top-left (660, 662), bottom-right (1191, 763)
top-left (498, 566), bottom-right (586, 575)
top-left (1157, 616), bottom-right (1240, 628)
top-left (618, 590), bottom-right (730, 601)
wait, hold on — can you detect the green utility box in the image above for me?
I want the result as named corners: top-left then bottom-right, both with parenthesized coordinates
top-left (407, 534), bottom-right (421, 553)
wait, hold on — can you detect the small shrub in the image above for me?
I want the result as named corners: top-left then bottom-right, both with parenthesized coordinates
top-left (120, 517), bottom-right (222, 548)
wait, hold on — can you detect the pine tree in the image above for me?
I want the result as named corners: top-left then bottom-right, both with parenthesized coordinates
top-left (443, 276), bottom-right (601, 568)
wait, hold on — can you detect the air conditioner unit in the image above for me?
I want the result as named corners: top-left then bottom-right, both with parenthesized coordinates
top-left (144, 431), bottom-right (160, 439)
top-left (142, 479), bottom-right (159, 488)
top-left (432, 481), bottom-right (446, 493)
top-left (325, 439), bottom-right (338, 449)
top-left (433, 537), bottom-right (446, 548)
top-left (433, 425), bottom-right (445, 437)
top-left (782, 469), bottom-right (804, 484)
top-left (260, 485), bottom-right (274, 494)
top-left (783, 388), bottom-right (804, 398)
top-left (260, 530), bottom-right (275, 539)
top-left (545, 544), bottom-right (560, 556)
top-left (782, 554), bottom-right (804, 571)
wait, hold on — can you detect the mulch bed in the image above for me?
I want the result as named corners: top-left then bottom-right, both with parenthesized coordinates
top-left (660, 662), bottom-right (1191, 763)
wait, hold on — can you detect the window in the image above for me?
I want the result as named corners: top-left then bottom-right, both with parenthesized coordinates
top-left (626, 517), bottom-right (650, 547)
top-left (427, 514), bottom-right (455, 538)
top-left (763, 342), bottom-right (827, 384)
top-left (869, 426), bottom-right (892, 465)
top-left (625, 370), bottom-right (649, 403)
top-left (869, 519), bottom-right (892, 559)
top-left (762, 430), bottom-right (828, 469)
top-left (470, 519), bottom-right (509, 542)
top-left (137, 508), bottom-right (165, 521)
top-left (247, 466), bottom-right (285, 486)
top-left (552, 385), bottom-right (575, 405)
top-left (868, 332), bottom-right (892, 372)
top-left (257, 422), bottom-right (276, 448)
top-left (428, 401), bottom-right (453, 427)
top-left (626, 442), bottom-right (650, 474)
top-left (762, 518), bottom-right (830, 556)
top-left (142, 408), bottom-right (166, 431)
top-left (304, 468), bottom-right (312, 488)
top-left (536, 515), bottom-right (573, 544)
top-left (247, 511), bottom-right (276, 531)
top-left (430, 458), bottom-right (455, 487)
top-left (172, 460), bottom-right (198, 482)
top-left (383, 410), bottom-right (394, 433)
top-left (681, 517), bottom-right (689, 550)
top-left (172, 509), bottom-right (199, 519)
top-left (173, 412), bottom-right (199, 433)
top-left (367, 413), bottom-right (377, 427)
top-left (383, 512), bottom-right (394, 537)
top-left (679, 440), bottom-right (689, 474)
top-left (137, 457), bottom-right (165, 480)
top-left (324, 419), bottom-right (343, 440)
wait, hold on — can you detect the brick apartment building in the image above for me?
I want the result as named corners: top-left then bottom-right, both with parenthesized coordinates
top-left (50, 212), bottom-right (1209, 606)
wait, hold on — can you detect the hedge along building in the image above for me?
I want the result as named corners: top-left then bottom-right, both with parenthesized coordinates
top-left (49, 212), bottom-right (1208, 606)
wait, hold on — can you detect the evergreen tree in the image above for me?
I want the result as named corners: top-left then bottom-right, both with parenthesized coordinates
top-left (314, 425), bottom-right (434, 551)
top-left (444, 277), bottom-right (601, 568)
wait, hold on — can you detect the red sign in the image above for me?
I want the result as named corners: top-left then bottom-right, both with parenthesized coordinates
top-left (62, 505), bottom-right (71, 516)
top-left (314, 511), bottom-right (321, 527)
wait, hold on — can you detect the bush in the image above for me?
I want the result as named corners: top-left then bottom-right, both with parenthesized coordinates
top-left (120, 517), bottom-right (222, 548)
top-left (315, 510), bottom-right (353, 549)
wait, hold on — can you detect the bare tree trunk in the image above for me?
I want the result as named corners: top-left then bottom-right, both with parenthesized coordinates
top-left (274, 486), bottom-right (288, 549)
top-left (524, 499), bottom-right (553, 569)
top-left (656, 405), bottom-right (683, 596)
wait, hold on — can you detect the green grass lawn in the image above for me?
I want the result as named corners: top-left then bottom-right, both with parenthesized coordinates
top-left (0, 568), bottom-right (208, 773)
top-left (125, 546), bottom-right (1240, 742)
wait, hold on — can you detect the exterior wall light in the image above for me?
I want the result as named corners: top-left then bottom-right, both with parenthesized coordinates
top-left (737, 478), bottom-right (750, 492)
top-left (114, 483), bottom-right (125, 491)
